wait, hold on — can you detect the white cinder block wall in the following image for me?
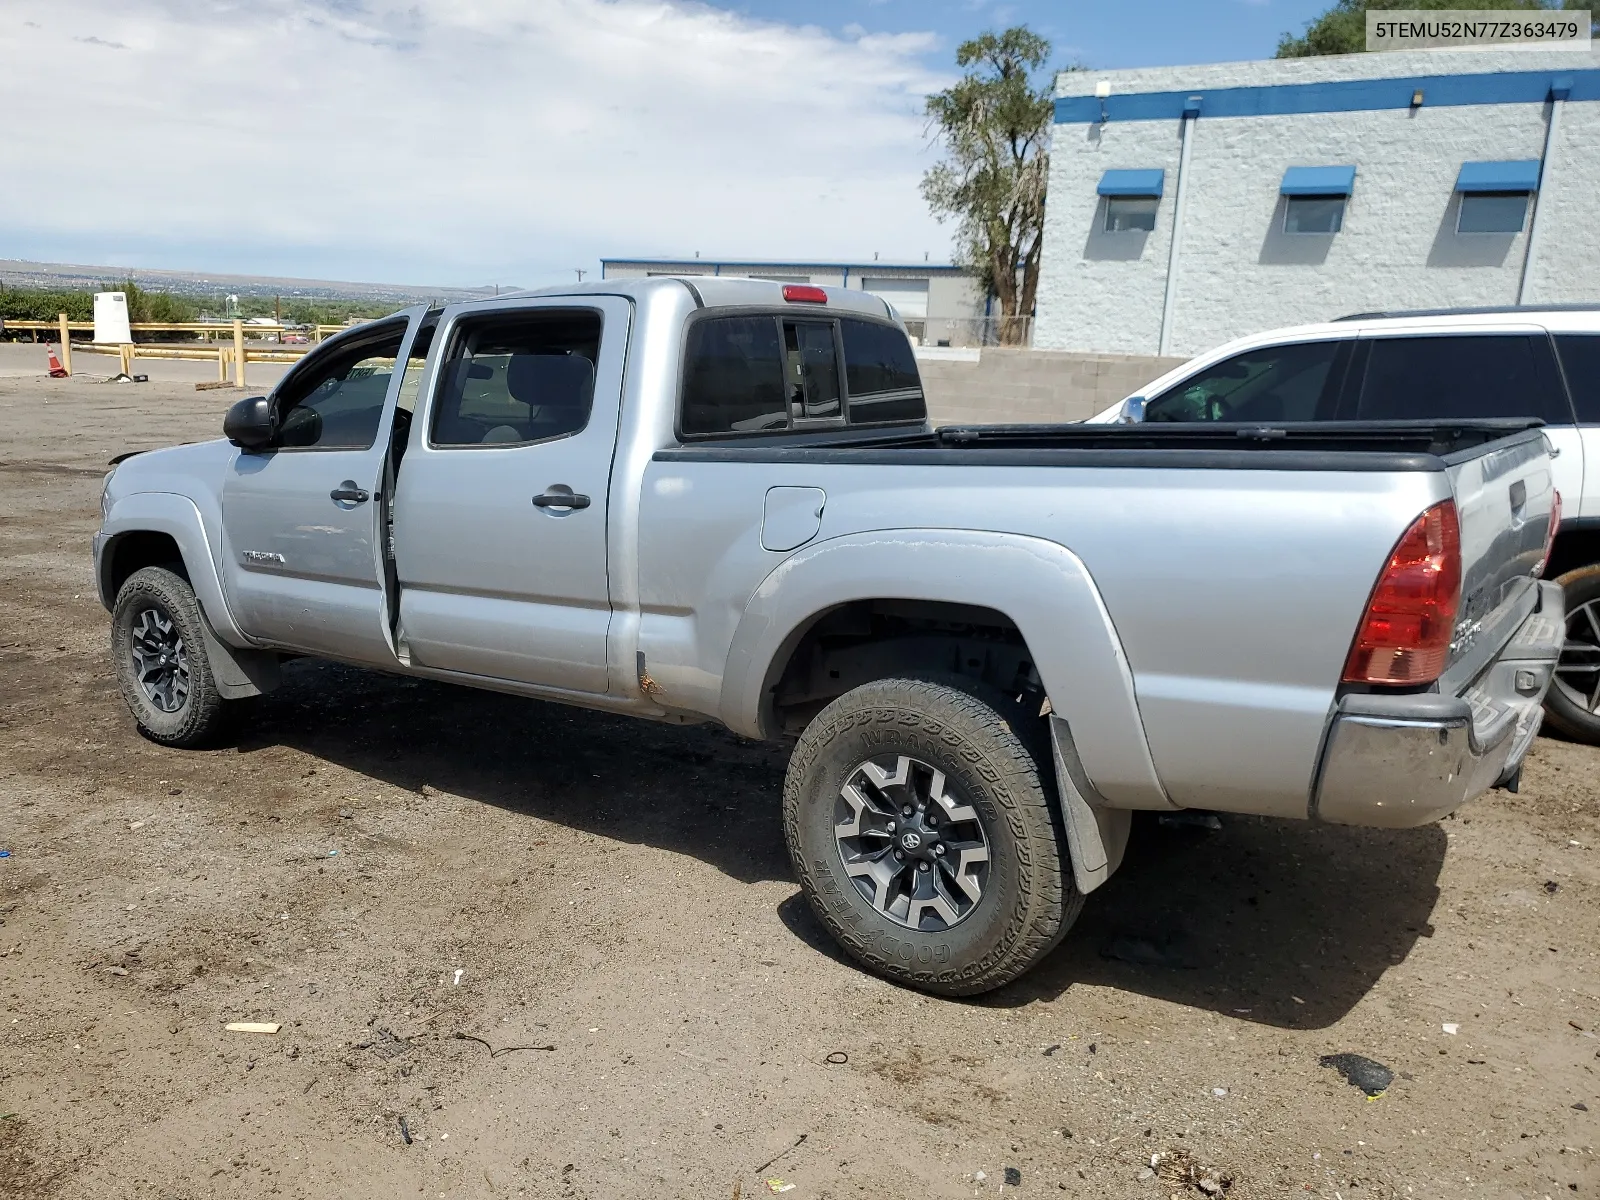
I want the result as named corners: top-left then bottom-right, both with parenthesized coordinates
top-left (1034, 49), bottom-right (1600, 356)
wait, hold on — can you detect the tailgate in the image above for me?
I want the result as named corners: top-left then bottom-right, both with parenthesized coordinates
top-left (1439, 429), bottom-right (1558, 690)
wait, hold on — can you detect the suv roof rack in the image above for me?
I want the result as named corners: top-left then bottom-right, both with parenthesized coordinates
top-left (1335, 303), bottom-right (1600, 322)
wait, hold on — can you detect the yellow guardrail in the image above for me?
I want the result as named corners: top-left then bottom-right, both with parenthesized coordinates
top-left (7, 313), bottom-right (363, 386)
top-left (4, 319), bottom-right (348, 340)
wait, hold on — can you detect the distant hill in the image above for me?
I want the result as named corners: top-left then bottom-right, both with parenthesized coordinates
top-left (0, 258), bottom-right (511, 304)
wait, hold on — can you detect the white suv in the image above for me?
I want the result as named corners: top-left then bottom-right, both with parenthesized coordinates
top-left (1094, 306), bottom-right (1600, 743)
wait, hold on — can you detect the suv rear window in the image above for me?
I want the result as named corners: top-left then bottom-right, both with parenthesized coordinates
top-left (681, 312), bottom-right (925, 436)
top-left (1556, 334), bottom-right (1600, 423)
top-left (1352, 335), bottom-right (1569, 423)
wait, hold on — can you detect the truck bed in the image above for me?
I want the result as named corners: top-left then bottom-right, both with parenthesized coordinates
top-left (657, 419), bottom-right (1548, 472)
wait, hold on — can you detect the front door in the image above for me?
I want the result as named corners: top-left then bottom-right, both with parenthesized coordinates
top-left (220, 308), bottom-right (428, 664)
top-left (391, 296), bottom-right (630, 694)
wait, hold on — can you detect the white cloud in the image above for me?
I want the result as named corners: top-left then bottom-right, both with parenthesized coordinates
top-left (0, 0), bottom-right (955, 286)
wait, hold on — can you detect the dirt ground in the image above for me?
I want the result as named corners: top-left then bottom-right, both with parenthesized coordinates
top-left (1, 374), bottom-right (1597, 1200)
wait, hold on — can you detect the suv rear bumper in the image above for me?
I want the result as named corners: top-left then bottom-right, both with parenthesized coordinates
top-left (1313, 580), bottom-right (1564, 829)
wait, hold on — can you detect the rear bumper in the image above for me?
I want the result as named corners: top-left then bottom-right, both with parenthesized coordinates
top-left (1313, 580), bottom-right (1564, 829)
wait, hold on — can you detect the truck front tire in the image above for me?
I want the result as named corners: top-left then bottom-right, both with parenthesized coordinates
top-left (783, 676), bottom-right (1080, 996)
top-left (1546, 564), bottom-right (1600, 745)
top-left (111, 566), bottom-right (230, 748)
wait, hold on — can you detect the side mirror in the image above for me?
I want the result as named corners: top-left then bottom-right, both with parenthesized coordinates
top-left (1118, 395), bottom-right (1147, 424)
top-left (224, 395), bottom-right (277, 449)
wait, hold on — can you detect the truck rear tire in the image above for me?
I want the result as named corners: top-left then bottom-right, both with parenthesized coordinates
top-left (783, 676), bottom-right (1080, 996)
top-left (111, 565), bottom-right (230, 748)
top-left (1545, 564), bottom-right (1600, 745)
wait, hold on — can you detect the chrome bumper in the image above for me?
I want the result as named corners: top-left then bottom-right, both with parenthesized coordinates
top-left (1313, 580), bottom-right (1565, 829)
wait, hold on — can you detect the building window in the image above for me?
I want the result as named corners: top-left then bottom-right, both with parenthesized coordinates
top-left (1283, 195), bottom-right (1345, 234)
top-left (1453, 160), bottom-right (1538, 235)
top-left (1105, 196), bottom-right (1158, 232)
top-left (1279, 166), bottom-right (1354, 235)
top-left (1457, 192), bottom-right (1529, 234)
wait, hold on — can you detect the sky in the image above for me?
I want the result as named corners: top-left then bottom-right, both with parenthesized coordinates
top-left (0, 0), bottom-right (1329, 289)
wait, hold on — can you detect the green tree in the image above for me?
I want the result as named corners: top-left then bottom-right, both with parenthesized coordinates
top-left (922, 27), bottom-right (1060, 345)
top-left (1279, 0), bottom-right (1591, 57)
top-left (120, 280), bottom-right (198, 326)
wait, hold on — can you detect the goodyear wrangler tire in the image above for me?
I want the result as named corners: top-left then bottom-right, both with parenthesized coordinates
top-left (783, 676), bottom-right (1080, 996)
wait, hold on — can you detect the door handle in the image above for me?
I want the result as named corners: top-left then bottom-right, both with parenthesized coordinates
top-left (330, 481), bottom-right (370, 503)
top-left (532, 489), bottom-right (591, 510)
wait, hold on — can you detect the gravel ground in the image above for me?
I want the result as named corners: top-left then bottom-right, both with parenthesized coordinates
top-left (1, 375), bottom-right (1597, 1200)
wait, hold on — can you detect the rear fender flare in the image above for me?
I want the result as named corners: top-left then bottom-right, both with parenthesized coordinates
top-left (719, 529), bottom-right (1171, 811)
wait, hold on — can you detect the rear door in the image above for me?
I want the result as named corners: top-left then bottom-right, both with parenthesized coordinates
top-left (390, 296), bottom-right (630, 694)
top-left (1343, 326), bottom-right (1584, 513)
top-left (220, 307), bottom-right (428, 663)
top-left (1552, 333), bottom-right (1600, 520)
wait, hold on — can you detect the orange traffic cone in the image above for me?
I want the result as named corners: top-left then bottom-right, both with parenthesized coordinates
top-left (47, 344), bottom-right (68, 378)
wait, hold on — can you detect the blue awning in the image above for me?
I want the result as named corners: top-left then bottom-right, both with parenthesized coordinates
top-left (1280, 165), bottom-right (1356, 196)
top-left (1456, 159), bottom-right (1541, 193)
top-left (1097, 169), bottom-right (1165, 198)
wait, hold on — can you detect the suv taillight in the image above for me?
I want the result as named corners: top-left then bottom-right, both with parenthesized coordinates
top-left (1534, 490), bottom-right (1561, 579)
top-left (1342, 500), bottom-right (1461, 686)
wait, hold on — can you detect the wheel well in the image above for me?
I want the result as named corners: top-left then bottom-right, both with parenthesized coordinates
top-left (107, 531), bottom-right (188, 600)
top-left (767, 599), bottom-right (1043, 735)
top-left (1549, 528), bottom-right (1600, 583)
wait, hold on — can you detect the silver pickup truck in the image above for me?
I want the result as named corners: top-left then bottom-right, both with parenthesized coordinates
top-left (94, 278), bottom-right (1564, 995)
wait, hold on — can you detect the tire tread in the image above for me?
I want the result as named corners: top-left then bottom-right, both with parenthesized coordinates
top-left (783, 675), bottom-right (1081, 996)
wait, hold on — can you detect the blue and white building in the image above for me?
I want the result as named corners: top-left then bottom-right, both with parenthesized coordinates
top-left (1034, 49), bottom-right (1600, 356)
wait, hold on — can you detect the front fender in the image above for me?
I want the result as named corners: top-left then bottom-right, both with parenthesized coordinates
top-left (96, 491), bottom-right (245, 645)
top-left (719, 528), bottom-right (1171, 811)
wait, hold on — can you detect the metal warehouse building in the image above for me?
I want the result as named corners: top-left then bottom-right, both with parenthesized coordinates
top-left (1034, 49), bottom-right (1600, 357)
top-left (600, 258), bottom-right (987, 346)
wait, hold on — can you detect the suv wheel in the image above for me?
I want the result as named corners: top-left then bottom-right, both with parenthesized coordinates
top-left (1547, 564), bottom-right (1600, 745)
top-left (783, 676), bottom-right (1080, 996)
top-left (111, 566), bottom-right (229, 747)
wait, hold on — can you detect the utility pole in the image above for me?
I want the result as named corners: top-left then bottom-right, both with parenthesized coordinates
top-left (574, 269), bottom-right (587, 283)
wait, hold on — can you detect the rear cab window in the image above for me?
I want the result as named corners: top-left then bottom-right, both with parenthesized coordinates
top-left (680, 310), bottom-right (926, 438)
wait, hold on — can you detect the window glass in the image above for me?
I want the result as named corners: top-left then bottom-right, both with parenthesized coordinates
top-left (681, 315), bottom-right (787, 435)
top-left (1355, 335), bottom-right (1562, 422)
top-left (1146, 340), bottom-right (1343, 423)
top-left (1554, 335), bottom-right (1600, 423)
top-left (784, 320), bottom-right (842, 421)
top-left (274, 322), bottom-right (406, 449)
top-left (1105, 196), bottom-right (1158, 233)
top-left (1457, 192), bottom-right (1528, 234)
top-left (840, 318), bottom-right (926, 424)
top-left (1284, 196), bottom-right (1345, 234)
top-left (430, 310), bottom-right (600, 447)
top-left (396, 322), bottom-right (436, 415)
